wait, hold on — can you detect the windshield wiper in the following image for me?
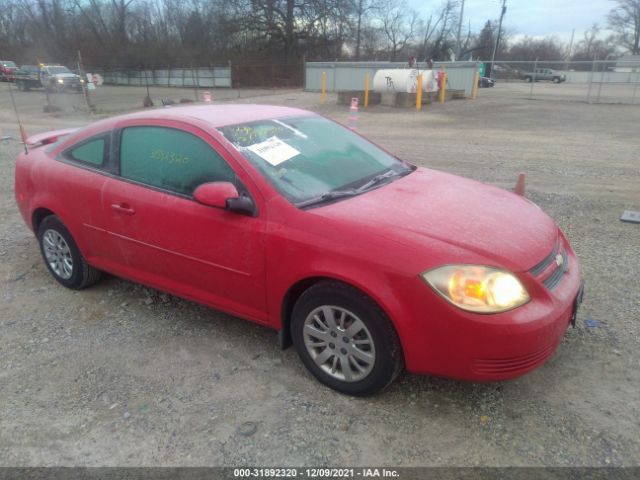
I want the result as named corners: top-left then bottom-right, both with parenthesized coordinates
top-left (354, 169), bottom-right (401, 193)
top-left (295, 189), bottom-right (359, 208)
top-left (296, 169), bottom-right (409, 209)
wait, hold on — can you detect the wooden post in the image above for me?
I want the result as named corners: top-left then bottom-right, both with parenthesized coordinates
top-left (321, 71), bottom-right (327, 104)
top-left (364, 74), bottom-right (370, 108)
top-left (472, 72), bottom-right (479, 99)
top-left (77, 50), bottom-right (94, 113)
top-left (416, 74), bottom-right (423, 111)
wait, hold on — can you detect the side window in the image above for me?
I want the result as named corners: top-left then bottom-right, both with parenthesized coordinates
top-left (63, 134), bottom-right (109, 168)
top-left (119, 126), bottom-right (235, 196)
top-left (69, 138), bottom-right (105, 165)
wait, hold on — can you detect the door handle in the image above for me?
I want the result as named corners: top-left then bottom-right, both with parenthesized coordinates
top-left (111, 203), bottom-right (135, 215)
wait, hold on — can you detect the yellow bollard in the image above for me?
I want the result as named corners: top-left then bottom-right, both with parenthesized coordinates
top-left (416, 74), bottom-right (423, 111)
top-left (321, 71), bottom-right (327, 104)
top-left (364, 74), bottom-right (370, 108)
top-left (472, 72), bottom-right (479, 100)
top-left (439, 73), bottom-right (447, 104)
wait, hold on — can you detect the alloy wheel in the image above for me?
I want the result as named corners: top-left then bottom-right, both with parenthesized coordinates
top-left (42, 229), bottom-right (74, 279)
top-left (302, 305), bottom-right (376, 382)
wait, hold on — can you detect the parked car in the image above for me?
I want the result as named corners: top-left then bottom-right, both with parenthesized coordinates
top-left (523, 68), bottom-right (566, 83)
top-left (0, 60), bottom-right (18, 81)
top-left (14, 105), bottom-right (583, 395)
top-left (15, 64), bottom-right (84, 92)
top-left (478, 76), bottom-right (495, 88)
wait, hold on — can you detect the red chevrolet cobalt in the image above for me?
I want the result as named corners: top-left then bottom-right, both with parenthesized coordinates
top-left (14, 105), bottom-right (583, 395)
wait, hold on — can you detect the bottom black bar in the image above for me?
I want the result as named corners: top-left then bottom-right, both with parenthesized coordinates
top-left (0, 467), bottom-right (638, 480)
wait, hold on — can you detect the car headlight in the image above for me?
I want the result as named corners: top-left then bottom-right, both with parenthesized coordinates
top-left (421, 265), bottom-right (530, 313)
top-left (57, 78), bottom-right (64, 84)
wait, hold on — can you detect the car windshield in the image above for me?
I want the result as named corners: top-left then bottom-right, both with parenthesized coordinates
top-left (2, 61), bottom-right (16, 67)
top-left (218, 115), bottom-right (412, 206)
top-left (46, 66), bottom-right (71, 74)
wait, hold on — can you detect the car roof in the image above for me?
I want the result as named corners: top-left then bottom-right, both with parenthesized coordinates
top-left (104, 104), bottom-right (314, 129)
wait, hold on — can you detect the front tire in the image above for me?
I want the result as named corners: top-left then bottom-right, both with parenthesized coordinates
top-left (37, 215), bottom-right (101, 289)
top-left (291, 281), bottom-right (403, 396)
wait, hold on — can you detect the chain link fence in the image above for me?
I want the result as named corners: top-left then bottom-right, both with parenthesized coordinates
top-left (487, 60), bottom-right (640, 104)
top-left (4, 61), bottom-right (305, 116)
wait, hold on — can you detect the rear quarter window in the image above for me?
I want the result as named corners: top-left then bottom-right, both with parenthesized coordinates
top-left (62, 134), bottom-right (110, 169)
top-left (70, 139), bottom-right (105, 165)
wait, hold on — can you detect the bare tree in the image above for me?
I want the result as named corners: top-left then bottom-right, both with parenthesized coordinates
top-left (507, 36), bottom-right (565, 62)
top-left (417, 0), bottom-right (458, 61)
top-left (351, 0), bottom-right (381, 60)
top-left (608, 0), bottom-right (640, 54)
top-left (570, 23), bottom-right (618, 63)
top-left (380, 0), bottom-right (418, 61)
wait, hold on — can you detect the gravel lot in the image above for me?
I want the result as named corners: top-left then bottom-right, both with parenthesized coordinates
top-left (0, 83), bottom-right (639, 467)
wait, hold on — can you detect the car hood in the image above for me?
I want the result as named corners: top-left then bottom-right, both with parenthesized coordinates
top-left (310, 167), bottom-right (558, 272)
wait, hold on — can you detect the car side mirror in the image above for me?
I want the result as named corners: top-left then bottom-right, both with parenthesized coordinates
top-left (193, 182), bottom-right (256, 216)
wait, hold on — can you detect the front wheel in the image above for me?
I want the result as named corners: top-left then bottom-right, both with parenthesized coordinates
top-left (37, 215), bottom-right (102, 289)
top-left (291, 281), bottom-right (403, 396)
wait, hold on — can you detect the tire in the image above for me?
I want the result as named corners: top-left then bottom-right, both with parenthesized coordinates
top-left (37, 215), bottom-right (102, 289)
top-left (291, 281), bottom-right (403, 396)
top-left (525, 76), bottom-right (532, 83)
top-left (16, 80), bottom-right (24, 91)
top-left (553, 77), bottom-right (560, 83)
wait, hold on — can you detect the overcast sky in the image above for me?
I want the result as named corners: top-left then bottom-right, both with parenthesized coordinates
top-left (410, 0), bottom-right (613, 42)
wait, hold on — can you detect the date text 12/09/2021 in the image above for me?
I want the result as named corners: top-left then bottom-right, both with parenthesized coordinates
top-left (233, 468), bottom-right (400, 478)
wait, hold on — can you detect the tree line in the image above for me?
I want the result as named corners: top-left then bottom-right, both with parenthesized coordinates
top-left (0, 0), bottom-right (638, 69)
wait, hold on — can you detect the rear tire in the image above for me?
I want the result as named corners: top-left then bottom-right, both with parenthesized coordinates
top-left (525, 76), bottom-right (532, 83)
top-left (37, 215), bottom-right (102, 289)
top-left (291, 281), bottom-right (403, 396)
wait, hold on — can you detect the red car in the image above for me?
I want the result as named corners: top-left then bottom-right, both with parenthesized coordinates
top-left (1, 60), bottom-right (18, 81)
top-left (14, 105), bottom-right (583, 395)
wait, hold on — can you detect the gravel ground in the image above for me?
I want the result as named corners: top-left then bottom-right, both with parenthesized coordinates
top-left (0, 83), bottom-right (639, 467)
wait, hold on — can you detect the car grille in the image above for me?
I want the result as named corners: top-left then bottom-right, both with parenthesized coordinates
top-left (543, 248), bottom-right (568, 289)
top-left (473, 342), bottom-right (557, 375)
top-left (529, 237), bottom-right (567, 290)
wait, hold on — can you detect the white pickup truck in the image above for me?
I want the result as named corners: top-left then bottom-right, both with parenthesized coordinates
top-left (523, 68), bottom-right (566, 83)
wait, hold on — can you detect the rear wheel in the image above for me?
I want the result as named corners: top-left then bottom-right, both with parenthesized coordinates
top-left (291, 281), bottom-right (403, 396)
top-left (525, 76), bottom-right (532, 83)
top-left (37, 215), bottom-right (101, 289)
top-left (553, 77), bottom-right (560, 83)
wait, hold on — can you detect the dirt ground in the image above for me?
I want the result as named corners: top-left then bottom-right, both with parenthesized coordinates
top-left (0, 82), bottom-right (639, 467)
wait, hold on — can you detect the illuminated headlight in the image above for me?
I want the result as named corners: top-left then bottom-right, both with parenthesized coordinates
top-left (80, 78), bottom-right (85, 83)
top-left (421, 265), bottom-right (530, 313)
top-left (57, 78), bottom-right (64, 84)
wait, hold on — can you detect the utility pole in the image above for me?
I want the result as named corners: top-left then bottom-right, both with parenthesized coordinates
top-left (564, 28), bottom-right (575, 71)
top-left (455, 0), bottom-right (466, 61)
top-left (489, 0), bottom-right (507, 78)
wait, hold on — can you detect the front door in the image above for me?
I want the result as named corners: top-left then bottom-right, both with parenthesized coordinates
top-left (102, 123), bottom-right (268, 323)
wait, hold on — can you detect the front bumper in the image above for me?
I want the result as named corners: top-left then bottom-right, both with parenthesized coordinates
top-left (394, 235), bottom-right (583, 381)
top-left (53, 79), bottom-right (82, 90)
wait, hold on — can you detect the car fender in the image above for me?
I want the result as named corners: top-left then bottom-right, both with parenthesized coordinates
top-left (263, 199), bottom-right (429, 354)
